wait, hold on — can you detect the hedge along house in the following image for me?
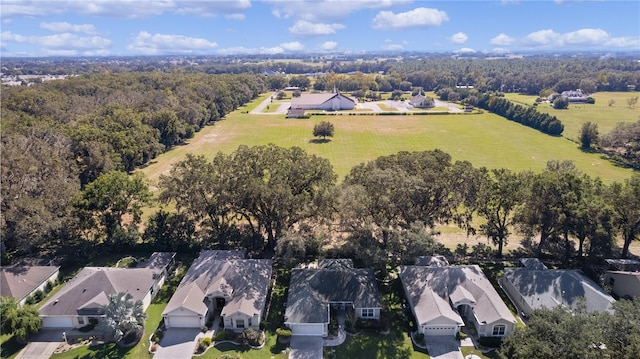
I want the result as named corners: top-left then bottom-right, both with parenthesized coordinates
top-left (162, 250), bottom-right (272, 332)
top-left (284, 259), bottom-right (382, 337)
top-left (1, 265), bottom-right (60, 305)
top-left (399, 264), bottom-right (516, 339)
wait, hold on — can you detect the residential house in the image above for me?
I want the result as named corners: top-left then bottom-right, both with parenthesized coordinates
top-left (414, 255), bottom-right (449, 267)
top-left (162, 250), bottom-right (272, 332)
top-left (39, 252), bottom-right (173, 328)
top-left (501, 267), bottom-right (615, 317)
top-left (1, 265), bottom-right (60, 305)
top-left (284, 259), bottom-right (382, 336)
top-left (518, 258), bottom-right (548, 271)
top-left (399, 264), bottom-right (516, 338)
top-left (604, 271), bottom-right (640, 299)
top-left (561, 89), bottom-right (589, 102)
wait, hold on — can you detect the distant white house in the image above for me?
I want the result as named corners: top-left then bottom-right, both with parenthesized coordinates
top-left (289, 90), bottom-right (355, 112)
top-left (407, 90), bottom-right (435, 109)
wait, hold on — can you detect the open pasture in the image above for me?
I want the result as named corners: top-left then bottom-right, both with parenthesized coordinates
top-left (139, 99), bottom-right (635, 185)
top-left (505, 92), bottom-right (640, 141)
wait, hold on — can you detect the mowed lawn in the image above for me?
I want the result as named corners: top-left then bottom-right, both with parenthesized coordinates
top-left (505, 92), bottom-right (640, 142)
top-left (139, 99), bottom-right (636, 185)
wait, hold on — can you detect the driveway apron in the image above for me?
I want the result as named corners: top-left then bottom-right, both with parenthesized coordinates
top-left (15, 329), bottom-right (65, 359)
top-left (425, 336), bottom-right (464, 359)
top-left (153, 328), bottom-right (201, 359)
top-left (289, 335), bottom-right (323, 359)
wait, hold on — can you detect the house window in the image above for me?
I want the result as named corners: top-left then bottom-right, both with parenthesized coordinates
top-left (236, 319), bottom-right (245, 329)
top-left (361, 308), bottom-right (374, 318)
top-left (78, 317), bottom-right (85, 325)
top-left (492, 324), bottom-right (506, 336)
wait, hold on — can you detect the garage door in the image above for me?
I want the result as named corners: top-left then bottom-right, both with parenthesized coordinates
top-left (166, 316), bottom-right (201, 328)
top-left (289, 324), bottom-right (325, 336)
top-left (42, 316), bottom-right (74, 328)
top-left (423, 326), bottom-right (457, 336)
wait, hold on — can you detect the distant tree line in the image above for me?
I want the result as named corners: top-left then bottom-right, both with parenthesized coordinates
top-left (477, 94), bottom-right (565, 136)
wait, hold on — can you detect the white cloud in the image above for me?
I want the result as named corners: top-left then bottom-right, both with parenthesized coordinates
top-left (280, 41), bottom-right (304, 51)
top-left (127, 31), bottom-right (217, 55)
top-left (267, 0), bottom-right (411, 22)
top-left (490, 47), bottom-right (511, 54)
top-left (561, 28), bottom-right (608, 45)
top-left (523, 29), bottom-right (559, 45)
top-left (224, 13), bottom-right (246, 20)
top-left (450, 32), bottom-right (468, 44)
top-left (372, 7), bottom-right (448, 30)
top-left (490, 33), bottom-right (516, 46)
top-left (489, 27), bottom-right (638, 50)
top-left (605, 36), bottom-right (640, 48)
top-left (289, 20), bottom-right (345, 38)
top-left (40, 22), bottom-right (97, 35)
top-left (1, 0), bottom-right (251, 19)
top-left (319, 41), bottom-right (337, 51)
top-left (217, 41), bottom-right (309, 55)
top-left (454, 47), bottom-right (476, 54)
top-left (2, 31), bottom-right (111, 50)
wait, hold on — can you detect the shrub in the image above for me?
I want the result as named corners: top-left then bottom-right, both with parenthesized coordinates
top-left (214, 331), bottom-right (227, 341)
top-left (217, 354), bottom-right (241, 359)
top-left (586, 97), bottom-right (596, 104)
top-left (202, 337), bottom-right (212, 347)
top-left (456, 331), bottom-right (468, 340)
top-left (240, 328), bottom-right (261, 347)
top-left (275, 328), bottom-right (292, 338)
top-left (151, 331), bottom-right (164, 343)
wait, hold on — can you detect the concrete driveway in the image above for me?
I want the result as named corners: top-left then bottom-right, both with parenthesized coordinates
top-left (153, 328), bottom-right (201, 359)
top-left (425, 336), bottom-right (464, 359)
top-left (15, 329), bottom-right (66, 359)
top-left (289, 335), bottom-right (323, 359)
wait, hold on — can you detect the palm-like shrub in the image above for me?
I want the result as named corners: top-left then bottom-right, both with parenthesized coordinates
top-left (101, 292), bottom-right (147, 344)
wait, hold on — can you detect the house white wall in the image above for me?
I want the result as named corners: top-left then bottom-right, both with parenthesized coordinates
top-left (317, 95), bottom-right (355, 111)
top-left (164, 307), bottom-right (206, 328)
top-left (501, 277), bottom-right (534, 316)
top-left (477, 319), bottom-right (514, 337)
top-left (224, 312), bottom-right (260, 332)
top-left (605, 272), bottom-right (640, 299)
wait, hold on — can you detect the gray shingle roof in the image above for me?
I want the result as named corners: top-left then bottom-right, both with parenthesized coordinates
top-left (1, 266), bottom-right (59, 301)
top-left (39, 267), bottom-right (156, 316)
top-left (163, 250), bottom-right (272, 318)
top-left (290, 93), bottom-right (354, 109)
top-left (399, 265), bottom-right (515, 327)
top-left (502, 268), bottom-right (615, 313)
top-left (285, 264), bottom-right (382, 324)
top-left (519, 258), bottom-right (548, 270)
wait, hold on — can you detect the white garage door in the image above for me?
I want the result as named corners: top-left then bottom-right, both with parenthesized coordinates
top-left (423, 326), bottom-right (457, 337)
top-left (290, 324), bottom-right (325, 336)
top-left (42, 316), bottom-right (74, 328)
top-left (167, 316), bottom-right (201, 328)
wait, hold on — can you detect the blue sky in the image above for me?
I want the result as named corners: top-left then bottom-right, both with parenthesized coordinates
top-left (1, 0), bottom-right (638, 57)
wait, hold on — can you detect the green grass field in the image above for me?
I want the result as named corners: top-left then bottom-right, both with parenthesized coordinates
top-left (139, 102), bottom-right (635, 185)
top-left (504, 92), bottom-right (640, 142)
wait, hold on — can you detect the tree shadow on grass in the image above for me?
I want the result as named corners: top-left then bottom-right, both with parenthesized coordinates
top-left (309, 138), bottom-right (332, 144)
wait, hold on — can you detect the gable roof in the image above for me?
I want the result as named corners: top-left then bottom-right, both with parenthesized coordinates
top-left (503, 268), bottom-right (615, 313)
top-left (399, 265), bottom-right (515, 327)
top-left (519, 258), bottom-right (548, 270)
top-left (1, 266), bottom-right (59, 301)
top-left (290, 92), bottom-right (354, 108)
top-left (39, 267), bottom-right (157, 316)
top-left (163, 250), bottom-right (272, 318)
top-left (285, 263), bottom-right (382, 324)
top-left (139, 252), bottom-right (176, 273)
top-left (415, 256), bottom-right (449, 267)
